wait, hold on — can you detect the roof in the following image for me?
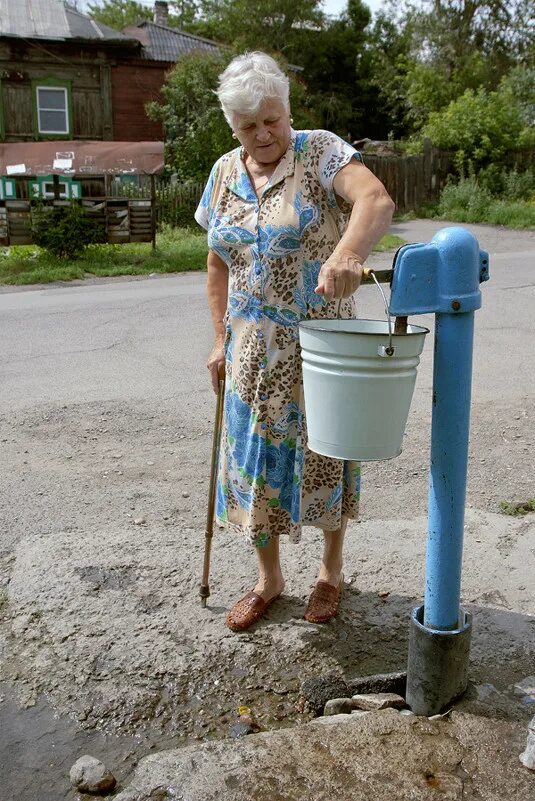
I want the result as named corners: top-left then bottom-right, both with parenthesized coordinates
top-left (0, 141), bottom-right (165, 176)
top-left (124, 20), bottom-right (221, 62)
top-left (0, 0), bottom-right (139, 44)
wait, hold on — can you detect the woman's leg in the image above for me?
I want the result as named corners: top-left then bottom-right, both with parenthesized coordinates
top-left (226, 535), bottom-right (284, 631)
top-left (317, 516), bottom-right (347, 587)
top-left (253, 535), bottom-right (285, 601)
top-left (304, 517), bottom-right (347, 622)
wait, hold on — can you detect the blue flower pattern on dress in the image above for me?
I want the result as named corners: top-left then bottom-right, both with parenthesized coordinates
top-left (257, 223), bottom-right (301, 258)
top-left (228, 172), bottom-right (257, 203)
top-left (272, 401), bottom-right (302, 436)
top-left (228, 291), bottom-right (263, 323)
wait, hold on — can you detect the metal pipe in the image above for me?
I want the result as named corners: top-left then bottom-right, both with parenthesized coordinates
top-left (388, 226), bottom-right (488, 713)
top-left (424, 311), bottom-right (474, 629)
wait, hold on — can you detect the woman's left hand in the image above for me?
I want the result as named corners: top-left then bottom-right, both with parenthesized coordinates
top-left (314, 248), bottom-right (364, 300)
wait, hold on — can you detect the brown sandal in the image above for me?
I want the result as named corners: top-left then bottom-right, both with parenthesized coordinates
top-left (304, 576), bottom-right (344, 623)
top-left (226, 591), bottom-right (281, 632)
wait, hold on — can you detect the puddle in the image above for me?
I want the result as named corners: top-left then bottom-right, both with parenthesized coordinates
top-left (0, 682), bottom-right (157, 801)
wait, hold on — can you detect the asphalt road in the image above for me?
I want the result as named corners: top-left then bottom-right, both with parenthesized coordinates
top-left (0, 219), bottom-right (533, 411)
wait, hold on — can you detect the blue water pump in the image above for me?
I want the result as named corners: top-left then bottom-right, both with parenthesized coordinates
top-left (389, 226), bottom-right (489, 715)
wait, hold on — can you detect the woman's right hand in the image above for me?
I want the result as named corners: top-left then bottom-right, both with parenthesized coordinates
top-left (206, 341), bottom-right (226, 394)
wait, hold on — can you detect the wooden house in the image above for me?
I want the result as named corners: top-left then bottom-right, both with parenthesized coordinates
top-left (0, 0), bottom-right (222, 144)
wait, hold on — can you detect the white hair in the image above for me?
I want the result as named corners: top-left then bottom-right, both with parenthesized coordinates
top-left (216, 51), bottom-right (290, 128)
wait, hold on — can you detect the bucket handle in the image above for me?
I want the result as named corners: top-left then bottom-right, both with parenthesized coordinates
top-left (336, 268), bottom-right (395, 357)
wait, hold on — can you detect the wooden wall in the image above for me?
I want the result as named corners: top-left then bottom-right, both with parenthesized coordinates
top-left (0, 40), bottom-right (167, 144)
top-left (0, 40), bottom-right (116, 142)
top-left (111, 62), bottom-right (166, 141)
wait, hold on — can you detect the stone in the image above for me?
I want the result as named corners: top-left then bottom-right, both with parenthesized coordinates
top-left (229, 721), bottom-right (255, 739)
top-left (351, 693), bottom-right (406, 711)
top-left (238, 714), bottom-right (260, 732)
top-left (324, 697), bottom-right (355, 716)
top-left (300, 672), bottom-right (350, 715)
top-left (519, 715), bottom-right (535, 770)
top-left (514, 676), bottom-right (535, 705)
top-left (69, 754), bottom-right (116, 794)
top-left (349, 671), bottom-right (407, 697)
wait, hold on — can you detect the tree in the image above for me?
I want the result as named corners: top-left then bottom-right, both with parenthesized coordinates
top-left (87, 0), bottom-right (199, 30)
top-left (287, 0), bottom-right (372, 137)
top-left (420, 85), bottom-right (534, 171)
top-left (87, 0), bottom-right (153, 28)
top-left (365, 0), bottom-right (534, 137)
top-left (358, 11), bottom-right (414, 138)
top-left (147, 53), bottom-right (231, 182)
top-left (191, 0), bottom-right (324, 53)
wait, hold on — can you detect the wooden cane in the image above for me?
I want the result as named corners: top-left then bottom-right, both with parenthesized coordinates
top-left (199, 365), bottom-right (226, 607)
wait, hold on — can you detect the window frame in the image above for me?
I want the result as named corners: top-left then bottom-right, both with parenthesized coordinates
top-left (31, 78), bottom-right (73, 140)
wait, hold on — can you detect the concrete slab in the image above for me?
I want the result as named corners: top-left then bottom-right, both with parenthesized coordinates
top-left (114, 709), bottom-right (535, 801)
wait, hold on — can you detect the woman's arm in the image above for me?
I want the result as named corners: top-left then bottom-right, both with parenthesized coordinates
top-left (315, 161), bottom-right (395, 300)
top-left (206, 249), bottom-right (229, 393)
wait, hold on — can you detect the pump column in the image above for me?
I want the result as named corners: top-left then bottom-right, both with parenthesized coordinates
top-left (389, 227), bottom-right (489, 716)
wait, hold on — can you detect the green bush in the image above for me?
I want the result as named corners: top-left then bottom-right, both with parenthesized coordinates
top-left (435, 173), bottom-right (535, 228)
top-left (477, 165), bottom-right (535, 201)
top-left (437, 176), bottom-right (494, 220)
top-left (419, 87), bottom-right (531, 171)
top-left (31, 202), bottom-right (104, 260)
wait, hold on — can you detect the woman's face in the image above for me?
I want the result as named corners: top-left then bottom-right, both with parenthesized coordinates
top-left (232, 98), bottom-right (292, 166)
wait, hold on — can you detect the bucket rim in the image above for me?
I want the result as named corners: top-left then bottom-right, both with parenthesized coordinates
top-left (299, 317), bottom-right (430, 336)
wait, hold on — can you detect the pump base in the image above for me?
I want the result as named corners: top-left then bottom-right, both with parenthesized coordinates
top-left (406, 604), bottom-right (472, 716)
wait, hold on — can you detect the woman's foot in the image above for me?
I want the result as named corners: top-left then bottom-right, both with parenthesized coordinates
top-left (226, 577), bottom-right (285, 632)
top-left (316, 561), bottom-right (343, 588)
top-left (253, 575), bottom-right (285, 603)
top-left (304, 573), bottom-right (344, 624)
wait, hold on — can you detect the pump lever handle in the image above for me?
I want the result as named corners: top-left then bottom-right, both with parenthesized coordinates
top-left (361, 267), bottom-right (393, 284)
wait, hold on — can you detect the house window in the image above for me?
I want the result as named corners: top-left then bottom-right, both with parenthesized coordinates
top-left (36, 86), bottom-right (70, 135)
top-left (29, 175), bottom-right (81, 200)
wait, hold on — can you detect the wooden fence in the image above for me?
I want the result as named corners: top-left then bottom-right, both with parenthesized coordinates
top-left (4, 144), bottom-right (529, 245)
top-left (0, 197), bottom-right (155, 246)
top-left (146, 141), bottom-right (458, 224)
top-left (360, 141), bottom-right (455, 213)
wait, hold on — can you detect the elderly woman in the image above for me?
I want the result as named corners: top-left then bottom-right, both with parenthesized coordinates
top-left (195, 51), bottom-right (394, 632)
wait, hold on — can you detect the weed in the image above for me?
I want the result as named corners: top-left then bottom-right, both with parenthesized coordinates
top-left (499, 498), bottom-right (535, 516)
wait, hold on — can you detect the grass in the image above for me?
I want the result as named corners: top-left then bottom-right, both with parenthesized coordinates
top-left (0, 226), bottom-right (406, 286)
top-left (432, 198), bottom-right (535, 228)
top-left (0, 225), bottom-right (207, 286)
top-left (499, 498), bottom-right (535, 517)
top-left (370, 233), bottom-right (405, 252)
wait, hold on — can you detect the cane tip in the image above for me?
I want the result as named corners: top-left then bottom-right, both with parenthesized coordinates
top-left (201, 597), bottom-right (207, 608)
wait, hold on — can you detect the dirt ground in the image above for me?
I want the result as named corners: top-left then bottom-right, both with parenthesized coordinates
top-left (0, 220), bottom-right (533, 799)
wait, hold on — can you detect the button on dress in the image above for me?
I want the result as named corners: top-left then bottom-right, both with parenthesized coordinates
top-left (195, 129), bottom-right (362, 547)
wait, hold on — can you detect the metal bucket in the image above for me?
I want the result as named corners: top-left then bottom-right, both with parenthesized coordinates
top-left (299, 318), bottom-right (429, 460)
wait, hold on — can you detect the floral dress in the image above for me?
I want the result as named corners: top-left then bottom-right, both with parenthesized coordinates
top-left (195, 129), bottom-right (362, 547)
